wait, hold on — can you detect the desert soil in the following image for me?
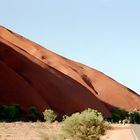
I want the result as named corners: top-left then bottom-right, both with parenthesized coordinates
top-left (0, 122), bottom-right (61, 140)
top-left (0, 122), bottom-right (134, 140)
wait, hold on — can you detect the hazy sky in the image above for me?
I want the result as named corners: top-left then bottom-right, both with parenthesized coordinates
top-left (1, 0), bottom-right (140, 93)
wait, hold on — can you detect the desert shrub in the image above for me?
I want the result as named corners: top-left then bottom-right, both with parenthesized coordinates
top-left (59, 108), bottom-right (110, 140)
top-left (127, 110), bottom-right (140, 124)
top-left (27, 106), bottom-right (41, 121)
top-left (0, 104), bottom-right (20, 122)
top-left (55, 114), bottom-right (68, 122)
top-left (43, 109), bottom-right (57, 122)
top-left (110, 108), bottom-right (140, 124)
top-left (111, 108), bottom-right (128, 122)
top-left (28, 106), bottom-right (40, 116)
top-left (62, 115), bottom-right (67, 121)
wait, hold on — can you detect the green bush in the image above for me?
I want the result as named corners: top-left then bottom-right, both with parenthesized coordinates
top-left (0, 104), bottom-right (44, 122)
top-left (127, 110), bottom-right (140, 124)
top-left (27, 106), bottom-right (41, 121)
top-left (60, 108), bottom-right (110, 140)
top-left (28, 106), bottom-right (40, 117)
top-left (0, 104), bottom-right (20, 122)
top-left (111, 108), bottom-right (128, 122)
top-left (110, 108), bottom-right (140, 124)
top-left (43, 109), bottom-right (57, 122)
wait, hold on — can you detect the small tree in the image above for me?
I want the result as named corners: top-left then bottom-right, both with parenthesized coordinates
top-left (43, 109), bottom-right (57, 122)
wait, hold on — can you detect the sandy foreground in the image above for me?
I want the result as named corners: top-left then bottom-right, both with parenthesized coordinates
top-left (101, 124), bottom-right (134, 140)
top-left (0, 122), bottom-right (134, 140)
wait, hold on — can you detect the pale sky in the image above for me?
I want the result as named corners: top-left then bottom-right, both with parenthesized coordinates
top-left (1, 0), bottom-right (140, 94)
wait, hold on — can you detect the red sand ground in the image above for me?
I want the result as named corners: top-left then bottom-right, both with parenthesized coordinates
top-left (0, 25), bottom-right (140, 116)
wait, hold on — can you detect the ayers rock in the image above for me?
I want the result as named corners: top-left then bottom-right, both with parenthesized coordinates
top-left (0, 26), bottom-right (140, 117)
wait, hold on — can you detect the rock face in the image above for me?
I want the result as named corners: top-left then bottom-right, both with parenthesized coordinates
top-left (0, 26), bottom-right (140, 117)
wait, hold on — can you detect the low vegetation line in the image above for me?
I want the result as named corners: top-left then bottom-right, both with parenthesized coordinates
top-left (0, 104), bottom-right (140, 140)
